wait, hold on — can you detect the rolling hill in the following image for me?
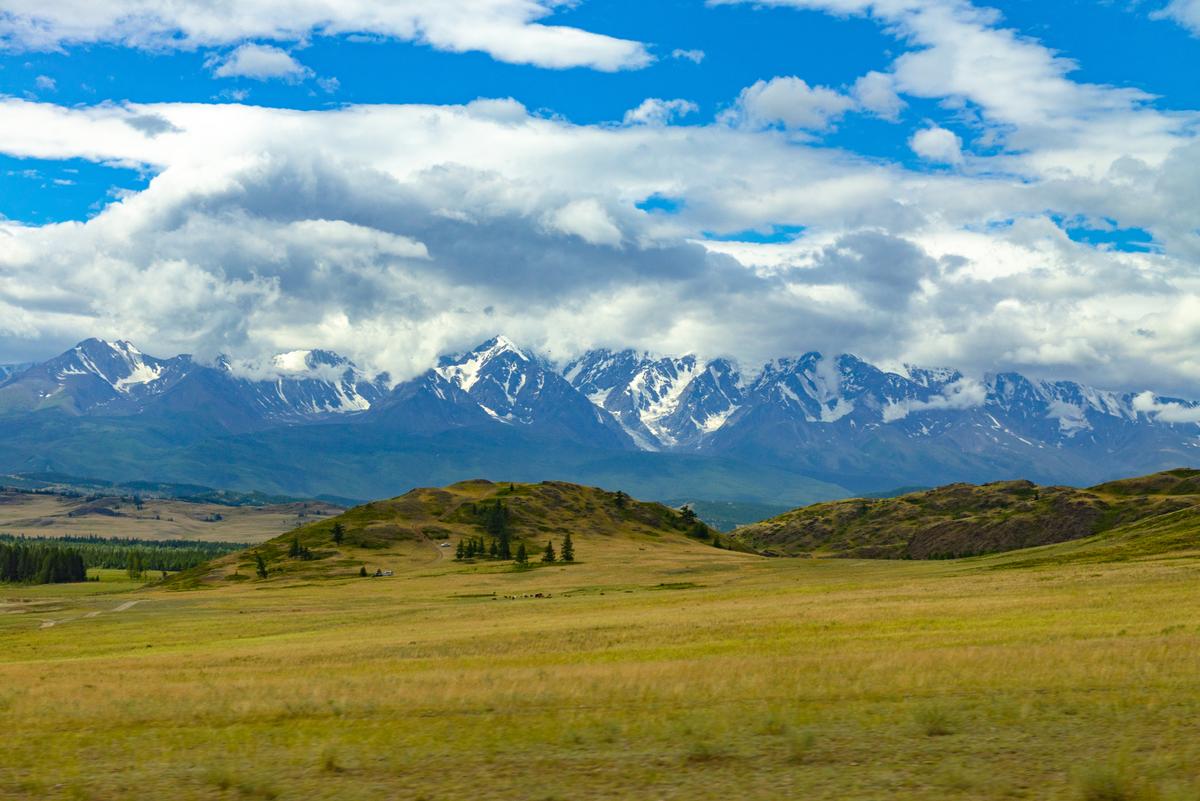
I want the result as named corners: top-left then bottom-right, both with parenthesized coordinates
top-left (177, 479), bottom-right (731, 586)
top-left (734, 467), bottom-right (1200, 559)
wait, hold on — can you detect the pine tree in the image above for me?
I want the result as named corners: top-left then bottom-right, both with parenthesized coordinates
top-left (455, 540), bottom-right (465, 560)
top-left (515, 543), bottom-right (528, 565)
top-left (489, 539), bottom-right (499, 558)
top-left (289, 535), bottom-right (302, 558)
top-left (560, 532), bottom-right (574, 562)
top-left (615, 490), bottom-right (627, 509)
top-left (498, 527), bottom-right (511, 560)
top-left (679, 505), bottom-right (698, 526)
top-left (542, 540), bottom-right (556, 563)
top-left (332, 522), bottom-right (345, 546)
top-left (359, 565), bottom-right (368, 577)
top-left (254, 552), bottom-right (268, 579)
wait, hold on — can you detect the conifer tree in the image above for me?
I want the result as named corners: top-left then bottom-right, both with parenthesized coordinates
top-left (542, 540), bottom-right (556, 563)
top-left (680, 505), bottom-right (698, 526)
top-left (560, 532), bottom-right (574, 562)
top-left (289, 535), bottom-right (302, 558)
top-left (615, 490), bottom-right (627, 509)
top-left (332, 522), bottom-right (345, 546)
top-left (359, 565), bottom-right (368, 577)
top-left (254, 552), bottom-right (268, 579)
top-left (455, 540), bottom-right (465, 560)
top-left (489, 539), bottom-right (499, 558)
top-left (515, 543), bottom-right (528, 565)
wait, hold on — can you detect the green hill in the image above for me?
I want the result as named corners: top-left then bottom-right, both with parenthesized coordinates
top-left (734, 468), bottom-right (1200, 559)
top-left (174, 479), bottom-right (731, 586)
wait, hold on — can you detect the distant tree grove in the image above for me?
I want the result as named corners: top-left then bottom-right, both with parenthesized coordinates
top-left (0, 541), bottom-right (87, 584)
top-left (0, 534), bottom-right (243, 581)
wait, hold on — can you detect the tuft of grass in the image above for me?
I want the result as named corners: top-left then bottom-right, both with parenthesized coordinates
top-left (786, 730), bottom-right (817, 764)
top-left (320, 746), bottom-right (344, 774)
top-left (684, 739), bottom-right (730, 764)
top-left (913, 704), bottom-right (956, 737)
top-left (1077, 765), bottom-right (1160, 801)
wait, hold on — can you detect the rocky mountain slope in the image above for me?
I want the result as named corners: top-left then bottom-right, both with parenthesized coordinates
top-left (735, 468), bottom-right (1200, 559)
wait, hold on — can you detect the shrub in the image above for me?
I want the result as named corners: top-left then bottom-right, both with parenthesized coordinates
top-left (1077, 765), bottom-right (1160, 801)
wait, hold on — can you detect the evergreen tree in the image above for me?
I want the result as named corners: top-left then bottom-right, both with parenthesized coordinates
top-left (498, 527), bottom-right (511, 560)
top-left (489, 540), bottom-right (499, 558)
top-left (254, 553), bottom-right (268, 579)
top-left (542, 540), bottom-right (557, 563)
top-left (515, 543), bottom-right (528, 565)
top-left (679, 505), bottom-right (698, 526)
top-left (614, 490), bottom-right (628, 509)
top-left (289, 535), bottom-right (302, 558)
top-left (332, 522), bottom-right (345, 546)
top-left (560, 532), bottom-right (574, 562)
top-left (359, 565), bottom-right (368, 577)
top-left (455, 540), bottom-right (465, 560)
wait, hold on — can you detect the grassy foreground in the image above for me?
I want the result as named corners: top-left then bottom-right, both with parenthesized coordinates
top-left (2, 518), bottom-right (1200, 799)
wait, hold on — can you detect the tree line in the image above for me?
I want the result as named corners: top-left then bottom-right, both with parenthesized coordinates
top-left (0, 541), bottom-right (87, 584)
top-left (0, 533), bottom-right (246, 577)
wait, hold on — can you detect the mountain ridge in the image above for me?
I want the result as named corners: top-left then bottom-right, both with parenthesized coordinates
top-left (1, 336), bottom-right (1198, 502)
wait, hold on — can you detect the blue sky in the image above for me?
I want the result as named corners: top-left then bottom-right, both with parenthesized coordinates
top-left (0, 0), bottom-right (1199, 402)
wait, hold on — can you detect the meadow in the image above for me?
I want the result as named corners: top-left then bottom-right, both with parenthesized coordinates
top-left (2, 518), bottom-right (1199, 801)
top-left (0, 491), bottom-right (338, 544)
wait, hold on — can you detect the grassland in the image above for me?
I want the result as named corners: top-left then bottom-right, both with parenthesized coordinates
top-left (0, 490), bottom-right (341, 544)
top-left (1, 481), bottom-right (1198, 800)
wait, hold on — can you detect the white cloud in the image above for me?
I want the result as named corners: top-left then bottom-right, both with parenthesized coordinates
top-left (34, 74), bottom-right (56, 91)
top-left (1132, 391), bottom-right (1200, 423)
top-left (1153, 0), bottom-right (1200, 35)
top-left (723, 76), bottom-right (856, 131)
top-left (852, 70), bottom-right (904, 120)
top-left (0, 0), bottom-right (652, 72)
top-left (882, 377), bottom-right (987, 422)
top-left (544, 199), bottom-right (624, 247)
top-left (210, 44), bottom-right (312, 82)
top-left (671, 48), bottom-right (705, 63)
top-left (623, 98), bottom-right (699, 127)
top-left (910, 125), bottom-right (963, 164)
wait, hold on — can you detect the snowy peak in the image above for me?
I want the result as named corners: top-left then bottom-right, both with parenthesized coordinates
top-left (565, 349), bottom-right (744, 448)
top-left (436, 335), bottom-right (533, 395)
top-left (53, 338), bottom-right (179, 396)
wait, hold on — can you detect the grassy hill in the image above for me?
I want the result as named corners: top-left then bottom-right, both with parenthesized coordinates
top-left (734, 468), bottom-right (1200, 559)
top-left (176, 479), bottom-right (732, 586)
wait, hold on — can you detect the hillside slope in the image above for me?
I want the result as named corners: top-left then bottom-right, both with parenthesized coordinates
top-left (734, 468), bottom-right (1200, 559)
top-left (177, 479), bottom-right (731, 585)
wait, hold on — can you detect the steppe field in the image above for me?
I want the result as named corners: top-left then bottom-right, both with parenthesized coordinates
top-left (2, 519), bottom-right (1199, 801)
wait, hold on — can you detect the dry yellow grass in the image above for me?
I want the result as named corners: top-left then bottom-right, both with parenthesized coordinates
top-left (0, 491), bottom-right (340, 543)
top-left (1, 502), bottom-right (1199, 800)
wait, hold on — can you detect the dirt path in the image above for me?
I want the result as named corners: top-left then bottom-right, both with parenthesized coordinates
top-left (39, 599), bottom-right (142, 629)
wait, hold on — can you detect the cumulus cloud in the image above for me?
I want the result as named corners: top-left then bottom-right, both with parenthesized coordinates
top-left (723, 76), bottom-right (856, 131)
top-left (1132, 391), bottom-right (1200, 423)
top-left (34, 74), bottom-right (56, 92)
top-left (0, 0), bottom-right (652, 72)
top-left (852, 70), bottom-right (905, 120)
top-left (623, 98), bottom-right (699, 127)
top-left (1152, 0), bottom-right (1200, 35)
top-left (883, 377), bottom-right (988, 422)
top-left (2, 0), bottom-right (1200, 398)
top-left (209, 44), bottom-right (313, 82)
top-left (910, 125), bottom-right (964, 164)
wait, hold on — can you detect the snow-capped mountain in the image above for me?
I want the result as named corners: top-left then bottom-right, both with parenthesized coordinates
top-left (424, 336), bottom-right (633, 448)
top-left (223, 349), bottom-right (389, 422)
top-left (0, 339), bottom-right (388, 426)
top-left (564, 350), bottom-right (743, 449)
top-left (2, 334), bottom-right (1198, 495)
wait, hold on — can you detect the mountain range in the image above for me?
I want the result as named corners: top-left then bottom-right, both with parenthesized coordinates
top-left (1, 336), bottom-right (1197, 505)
